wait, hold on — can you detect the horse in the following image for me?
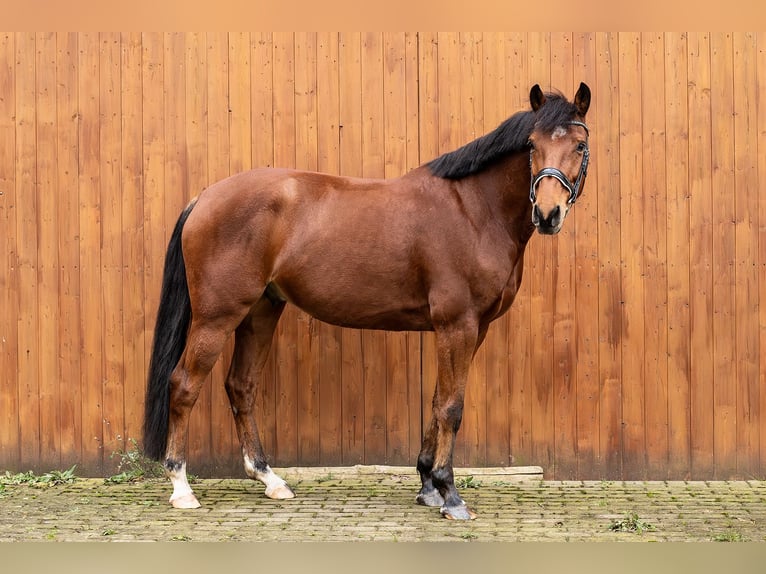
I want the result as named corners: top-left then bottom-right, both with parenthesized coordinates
top-left (143, 82), bottom-right (591, 520)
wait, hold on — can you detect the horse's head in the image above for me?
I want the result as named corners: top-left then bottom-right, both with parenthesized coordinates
top-left (527, 82), bottom-right (591, 235)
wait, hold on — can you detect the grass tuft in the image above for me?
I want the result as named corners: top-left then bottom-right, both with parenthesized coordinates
top-left (456, 475), bottom-right (481, 489)
top-left (608, 511), bottom-right (655, 534)
top-left (105, 438), bottom-right (165, 484)
top-left (0, 465), bottom-right (78, 488)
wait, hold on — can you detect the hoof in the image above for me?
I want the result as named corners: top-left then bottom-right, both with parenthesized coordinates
top-left (416, 489), bottom-right (445, 508)
top-left (170, 493), bottom-right (201, 509)
top-left (265, 483), bottom-right (295, 500)
top-left (440, 504), bottom-right (477, 520)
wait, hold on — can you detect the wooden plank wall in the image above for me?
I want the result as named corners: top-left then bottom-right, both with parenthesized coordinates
top-left (1, 32), bottom-right (764, 480)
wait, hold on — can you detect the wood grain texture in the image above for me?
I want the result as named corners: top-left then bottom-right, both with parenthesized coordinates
top-left (687, 32), bottom-right (715, 478)
top-left (3, 33), bottom-right (764, 480)
top-left (0, 32), bottom-right (20, 468)
top-left (641, 32), bottom-right (669, 479)
top-left (664, 32), bottom-right (691, 479)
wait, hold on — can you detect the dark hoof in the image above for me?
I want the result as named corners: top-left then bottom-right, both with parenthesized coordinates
top-left (440, 504), bottom-right (477, 520)
top-left (416, 488), bottom-right (445, 507)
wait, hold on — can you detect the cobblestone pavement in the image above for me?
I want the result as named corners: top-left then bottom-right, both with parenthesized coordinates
top-left (2, 466), bottom-right (766, 542)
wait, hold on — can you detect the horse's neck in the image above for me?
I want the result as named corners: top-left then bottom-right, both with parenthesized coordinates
top-left (472, 153), bottom-right (535, 244)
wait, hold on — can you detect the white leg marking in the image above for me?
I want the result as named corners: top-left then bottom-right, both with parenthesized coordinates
top-left (244, 456), bottom-right (295, 500)
top-left (168, 462), bottom-right (201, 509)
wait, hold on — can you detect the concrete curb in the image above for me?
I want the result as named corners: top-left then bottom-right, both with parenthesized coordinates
top-left (273, 465), bottom-right (544, 481)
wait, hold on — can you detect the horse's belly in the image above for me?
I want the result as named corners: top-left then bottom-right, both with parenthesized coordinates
top-left (271, 280), bottom-right (433, 332)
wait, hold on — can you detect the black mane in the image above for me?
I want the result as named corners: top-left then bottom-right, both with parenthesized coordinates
top-left (426, 92), bottom-right (579, 180)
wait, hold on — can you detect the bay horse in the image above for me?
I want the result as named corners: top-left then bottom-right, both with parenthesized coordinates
top-left (143, 82), bottom-right (591, 520)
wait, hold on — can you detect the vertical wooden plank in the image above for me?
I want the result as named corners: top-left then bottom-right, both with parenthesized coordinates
top-left (360, 32), bottom-right (387, 463)
top-left (618, 32), bottom-right (646, 480)
top-left (434, 31), bottom-right (464, 464)
top-left (0, 32), bottom-right (20, 469)
top-left (664, 32), bottom-right (691, 479)
top-left (120, 32), bottom-right (144, 452)
top-left (732, 32), bottom-right (759, 479)
top-left (459, 32), bottom-right (486, 467)
top-left (505, 32), bottom-right (533, 470)
top-left (184, 32), bottom-right (211, 470)
top-left (382, 32), bottom-right (410, 464)
top-left (251, 33), bottom-right (274, 169)
top-left (418, 32), bottom-right (439, 466)
top-left (36, 32), bottom-right (61, 469)
top-left (710, 33), bottom-right (736, 479)
top-left (163, 34), bottom-right (190, 473)
top-left (294, 32), bottom-right (321, 465)
top-left (164, 33), bottom-right (187, 247)
top-left (271, 32), bottom-right (295, 174)
top-left (436, 32), bottom-right (461, 163)
top-left (99, 32), bottom-right (125, 469)
top-left (316, 32), bottom-right (343, 465)
top-left (595, 32), bottom-right (623, 480)
top-left (572, 32), bottom-right (600, 478)
top-left (550, 31), bottom-right (577, 479)
top-left (223, 31), bottom-right (253, 470)
top-left (228, 32), bottom-right (252, 174)
top-left (482, 32), bottom-right (510, 468)
top-left (205, 33), bottom-right (235, 473)
top-left (687, 32), bottom-right (714, 478)
top-left (755, 32), bottom-right (766, 482)
top-left (16, 33), bottom-right (40, 470)
top-left (338, 32), bottom-right (364, 464)
top-left (250, 32), bottom-right (278, 462)
top-left (272, 32), bottom-right (299, 465)
top-left (78, 32), bottom-right (104, 473)
top-left (641, 32), bottom-right (669, 479)
top-left (141, 32), bottom-right (166, 463)
top-left (758, 32), bottom-right (766, 478)
top-left (404, 31), bottom-right (422, 465)
top-left (526, 32), bottom-right (555, 476)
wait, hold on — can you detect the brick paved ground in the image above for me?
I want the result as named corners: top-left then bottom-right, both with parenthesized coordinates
top-left (2, 466), bottom-right (765, 542)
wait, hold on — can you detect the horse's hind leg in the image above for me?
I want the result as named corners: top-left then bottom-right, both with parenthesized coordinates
top-left (166, 319), bottom-right (241, 509)
top-left (225, 296), bottom-right (294, 500)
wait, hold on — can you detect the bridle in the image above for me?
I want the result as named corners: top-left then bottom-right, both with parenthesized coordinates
top-left (529, 120), bottom-right (590, 205)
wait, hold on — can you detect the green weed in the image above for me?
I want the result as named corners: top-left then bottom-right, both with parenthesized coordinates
top-left (456, 475), bottom-right (481, 489)
top-left (713, 530), bottom-right (744, 542)
top-left (0, 465), bottom-right (77, 488)
top-left (608, 512), bottom-right (656, 534)
top-left (445, 531), bottom-right (479, 540)
top-left (105, 438), bottom-right (164, 484)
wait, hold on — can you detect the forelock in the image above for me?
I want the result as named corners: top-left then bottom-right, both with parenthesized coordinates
top-left (533, 92), bottom-right (579, 135)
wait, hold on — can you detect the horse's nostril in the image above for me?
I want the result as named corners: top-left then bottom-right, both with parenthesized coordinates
top-left (533, 204), bottom-right (561, 228)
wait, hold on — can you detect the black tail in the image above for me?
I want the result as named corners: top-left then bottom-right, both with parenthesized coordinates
top-left (142, 200), bottom-right (197, 461)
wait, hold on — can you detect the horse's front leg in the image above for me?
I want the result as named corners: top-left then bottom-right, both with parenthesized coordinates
top-left (416, 316), bottom-right (481, 520)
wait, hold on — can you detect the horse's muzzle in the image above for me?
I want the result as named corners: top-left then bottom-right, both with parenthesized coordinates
top-left (532, 204), bottom-right (562, 235)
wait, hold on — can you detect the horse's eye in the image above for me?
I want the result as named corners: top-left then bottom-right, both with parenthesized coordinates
top-left (527, 140), bottom-right (535, 151)
top-left (576, 142), bottom-right (587, 153)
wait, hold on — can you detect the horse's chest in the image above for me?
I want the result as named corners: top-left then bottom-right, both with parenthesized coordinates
top-left (481, 250), bottom-right (525, 322)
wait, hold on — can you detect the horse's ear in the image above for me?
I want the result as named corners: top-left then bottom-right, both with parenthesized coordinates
top-left (529, 84), bottom-right (545, 112)
top-left (574, 82), bottom-right (591, 116)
